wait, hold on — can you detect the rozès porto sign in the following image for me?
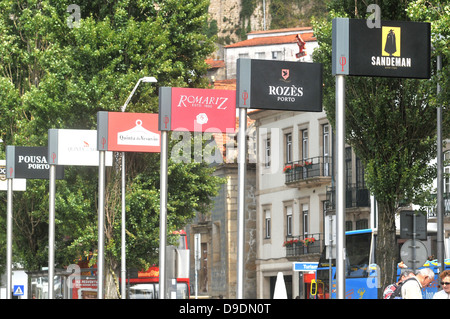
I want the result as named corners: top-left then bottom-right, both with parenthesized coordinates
top-left (237, 58), bottom-right (323, 112)
top-left (332, 18), bottom-right (430, 79)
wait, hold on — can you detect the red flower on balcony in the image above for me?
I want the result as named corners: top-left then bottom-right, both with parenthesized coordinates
top-left (301, 237), bottom-right (315, 246)
top-left (283, 165), bottom-right (292, 172)
top-left (282, 239), bottom-right (299, 247)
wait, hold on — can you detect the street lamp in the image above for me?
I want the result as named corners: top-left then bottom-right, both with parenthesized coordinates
top-left (121, 77), bottom-right (157, 112)
top-left (120, 76), bottom-right (157, 299)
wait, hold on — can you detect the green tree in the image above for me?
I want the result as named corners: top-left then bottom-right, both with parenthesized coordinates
top-left (312, 0), bottom-right (449, 297)
top-left (0, 0), bottom-right (223, 298)
top-left (407, 0), bottom-right (450, 136)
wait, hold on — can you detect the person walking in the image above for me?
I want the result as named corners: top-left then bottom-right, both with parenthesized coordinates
top-left (383, 269), bottom-right (415, 299)
top-left (401, 268), bottom-right (435, 299)
top-left (433, 270), bottom-right (450, 299)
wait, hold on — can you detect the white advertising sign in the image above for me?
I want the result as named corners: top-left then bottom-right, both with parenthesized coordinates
top-left (48, 129), bottom-right (113, 166)
top-left (0, 160), bottom-right (26, 191)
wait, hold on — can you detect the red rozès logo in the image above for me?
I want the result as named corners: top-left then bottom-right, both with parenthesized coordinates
top-left (339, 56), bottom-right (347, 72)
top-left (282, 69), bottom-right (290, 80)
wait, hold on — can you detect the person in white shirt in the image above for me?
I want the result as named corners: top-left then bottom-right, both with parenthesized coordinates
top-left (401, 268), bottom-right (434, 299)
top-left (433, 270), bottom-right (450, 299)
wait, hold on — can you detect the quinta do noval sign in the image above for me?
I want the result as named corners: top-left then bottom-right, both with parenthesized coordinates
top-left (332, 18), bottom-right (431, 79)
top-left (236, 58), bottom-right (323, 112)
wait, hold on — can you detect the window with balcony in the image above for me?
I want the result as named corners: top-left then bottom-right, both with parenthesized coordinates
top-left (286, 206), bottom-right (293, 236)
top-left (323, 124), bottom-right (330, 176)
top-left (302, 204), bottom-right (309, 237)
top-left (264, 209), bottom-right (271, 239)
top-left (356, 219), bottom-right (369, 230)
top-left (346, 147), bottom-right (352, 186)
top-left (264, 138), bottom-right (271, 168)
top-left (285, 133), bottom-right (292, 164)
top-left (302, 129), bottom-right (308, 161)
top-left (445, 151), bottom-right (449, 193)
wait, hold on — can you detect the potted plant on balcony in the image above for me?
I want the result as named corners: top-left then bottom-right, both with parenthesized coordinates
top-left (283, 239), bottom-right (300, 256)
top-left (283, 164), bottom-right (293, 173)
top-left (282, 239), bottom-right (299, 247)
top-left (301, 237), bottom-right (315, 246)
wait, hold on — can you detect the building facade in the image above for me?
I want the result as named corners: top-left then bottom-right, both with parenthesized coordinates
top-left (192, 26), bottom-right (450, 300)
top-left (249, 108), bottom-right (338, 299)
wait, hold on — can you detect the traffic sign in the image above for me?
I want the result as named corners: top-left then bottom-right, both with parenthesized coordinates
top-left (400, 239), bottom-right (428, 270)
top-left (13, 285), bottom-right (24, 296)
top-left (293, 262), bottom-right (318, 272)
top-left (400, 210), bottom-right (427, 240)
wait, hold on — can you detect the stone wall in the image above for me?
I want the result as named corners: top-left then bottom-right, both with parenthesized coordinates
top-left (208, 0), bottom-right (270, 44)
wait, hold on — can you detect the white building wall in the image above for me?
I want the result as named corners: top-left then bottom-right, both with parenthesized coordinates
top-left (252, 107), bottom-right (330, 298)
top-left (225, 39), bottom-right (318, 79)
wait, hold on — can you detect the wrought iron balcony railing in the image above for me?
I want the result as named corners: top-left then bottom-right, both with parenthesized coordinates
top-left (425, 192), bottom-right (450, 218)
top-left (284, 233), bottom-right (324, 257)
top-left (326, 183), bottom-right (370, 210)
top-left (284, 156), bottom-right (332, 185)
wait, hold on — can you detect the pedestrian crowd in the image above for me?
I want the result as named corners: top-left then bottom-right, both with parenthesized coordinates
top-left (383, 268), bottom-right (450, 299)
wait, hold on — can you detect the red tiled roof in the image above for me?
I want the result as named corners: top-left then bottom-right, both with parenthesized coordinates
top-left (212, 79), bottom-right (236, 90)
top-left (225, 32), bottom-right (316, 48)
top-left (206, 59), bottom-right (225, 69)
top-left (248, 27), bottom-right (313, 36)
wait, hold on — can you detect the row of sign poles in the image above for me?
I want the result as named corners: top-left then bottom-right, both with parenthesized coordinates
top-left (3, 16), bottom-right (439, 300)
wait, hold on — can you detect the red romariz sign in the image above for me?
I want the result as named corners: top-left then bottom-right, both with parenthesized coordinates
top-left (159, 87), bottom-right (236, 133)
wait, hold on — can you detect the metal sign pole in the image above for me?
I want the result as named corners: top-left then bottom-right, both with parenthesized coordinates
top-left (412, 213), bottom-right (417, 273)
top-left (6, 178), bottom-right (13, 299)
top-left (236, 106), bottom-right (247, 299)
top-left (97, 150), bottom-right (106, 299)
top-left (335, 74), bottom-right (346, 299)
top-left (121, 151), bottom-right (126, 299)
top-left (194, 233), bottom-right (200, 299)
top-left (436, 54), bottom-right (444, 274)
top-left (159, 130), bottom-right (168, 299)
top-left (48, 164), bottom-right (56, 299)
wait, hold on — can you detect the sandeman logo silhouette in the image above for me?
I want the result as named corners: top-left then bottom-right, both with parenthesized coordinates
top-left (382, 26), bottom-right (401, 57)
top-left (371, 25), bottom-right (411, 68)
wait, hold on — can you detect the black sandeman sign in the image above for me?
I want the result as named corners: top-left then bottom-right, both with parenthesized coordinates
top-left (333, 18), bottom-right (431, 79)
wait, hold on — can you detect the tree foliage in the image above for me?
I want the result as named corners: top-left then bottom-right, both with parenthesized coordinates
top-left (0, 0), bottom-right (223, 298)
top-left (312, 0), bottom-right (449, 297)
